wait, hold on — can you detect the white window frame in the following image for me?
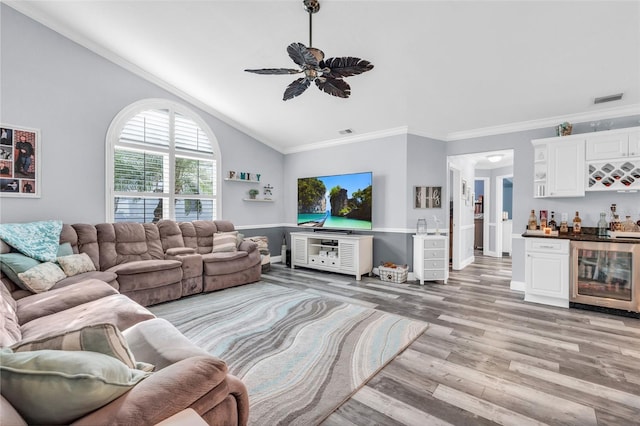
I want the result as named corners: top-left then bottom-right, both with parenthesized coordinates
top-left (105, 98), bottom-right (221, 222)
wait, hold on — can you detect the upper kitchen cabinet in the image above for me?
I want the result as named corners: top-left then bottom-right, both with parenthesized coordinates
top-left (586, 127), bottom-right (640, 160)
top-left (532, 138), bottom-right (585, 198)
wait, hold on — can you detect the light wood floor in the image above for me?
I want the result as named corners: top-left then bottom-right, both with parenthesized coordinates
top-left (261, 255), bottom-right (640, 426)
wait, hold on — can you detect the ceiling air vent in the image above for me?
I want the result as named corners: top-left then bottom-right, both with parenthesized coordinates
top-left (594, 93), bottom-right (623, 104)
top-left (339, 129), bottom-right (354, 135)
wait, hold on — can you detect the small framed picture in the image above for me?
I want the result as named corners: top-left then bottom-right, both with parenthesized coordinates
top-left (414, 186), bottom-right (442, 209)
top-left (0, 124), bottom-right (40, 198)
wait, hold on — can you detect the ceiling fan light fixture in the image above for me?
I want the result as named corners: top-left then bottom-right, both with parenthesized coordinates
top-left (487, 154), bottom-right (503, 163)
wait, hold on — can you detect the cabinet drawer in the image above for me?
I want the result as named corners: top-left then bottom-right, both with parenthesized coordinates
top-left (422, 270), bottom-right (446, 280)
top-left (423, 250), bottom-right (446, 259)
top-left (525, 238), bottom-right (569, 254)
top-left (423, 259), bottom-right (446, 270)
top-left (423, 239), bottom-right (446, 249)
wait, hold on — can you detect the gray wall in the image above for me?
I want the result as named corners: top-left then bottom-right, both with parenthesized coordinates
top-left (0, 5), bottom-right (284, 228)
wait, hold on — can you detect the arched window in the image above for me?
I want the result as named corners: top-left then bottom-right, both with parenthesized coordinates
top-left (106, 99), bottom-right (220, 222)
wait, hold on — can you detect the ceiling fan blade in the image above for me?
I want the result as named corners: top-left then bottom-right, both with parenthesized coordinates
top-left (320, 57), bottom-right (374, 78)
top-left (315, 77), bottom-right (350, 98)
top-left (283, 77), bottom-right (311, 101)
top-left (245, 68), bottom-right (302, 75)
top-left (287, 42), bottom-right (321, 68)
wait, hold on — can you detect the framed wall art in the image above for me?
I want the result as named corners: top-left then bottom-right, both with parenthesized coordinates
top-left (414, 186), bottom-right (442, 209)
top-left (0, 124), bottom-right (40, 198)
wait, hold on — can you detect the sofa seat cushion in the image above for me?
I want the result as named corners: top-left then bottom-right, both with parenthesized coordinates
top-left (20, 294), bottom-right (155, 342)
top-left (202, 251), bottom-right (260, 276)
top-left (0, 348), bottom-right (150, 425)
top-left (16, 280), bottom-right (119, 325)
top-left (109, 260), bottom-right (183, 293)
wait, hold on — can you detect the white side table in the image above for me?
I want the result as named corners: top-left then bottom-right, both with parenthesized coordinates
top-left (413, 234), bottom-right (449, 284)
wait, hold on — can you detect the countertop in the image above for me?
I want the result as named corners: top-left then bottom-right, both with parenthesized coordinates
top-left (521, 227), bottom-right (640, 244)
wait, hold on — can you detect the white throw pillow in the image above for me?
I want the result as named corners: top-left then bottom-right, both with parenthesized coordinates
top-left (17, 262), bottom-right (66, 293)
top-left (57, 252), bottom-right (96, 277)
top-left (212, 231), bottom-right (238, 253)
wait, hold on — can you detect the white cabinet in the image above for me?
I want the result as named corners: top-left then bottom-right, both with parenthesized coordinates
top-left (290, 232), bottom-right (373, 280)
top-left (532, 138), bottom-right (585, 198)
top-left (413, 235), bottom-right (449, 284)
top-left (586, 128), bottom-right (640, 160)
top-left (524, 238), bottom-right (570, 308)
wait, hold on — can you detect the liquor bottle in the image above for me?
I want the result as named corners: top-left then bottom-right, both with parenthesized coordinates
top-left (540, 212), bottom-right (547, 229)
top-left (528, 209), bottom-right (538, 231)
top-left (597, 212), bottom-right (608, 237)
top-left (548, 211), bottom-right (557, 231)
top-left (559, 213), bottom-right (569, 234)
top-left (572, 211), bottom-right (582, 234)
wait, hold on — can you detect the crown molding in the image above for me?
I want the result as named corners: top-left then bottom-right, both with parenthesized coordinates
top-left (283, 126), bottom-right (409, 154)
top-left (445, 104), bottom-right (640, 141)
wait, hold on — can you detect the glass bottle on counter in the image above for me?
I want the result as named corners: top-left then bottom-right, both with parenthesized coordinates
top-left (548, 211), bottom-right (557, 231)
top-left (597, 212), bottom-right (608, 237)
top-left (540, 212), bottom-right (548, 229)
top-left (572, 211), bottom-right (582, 234)
top-left (559, 213), bottom-right (569, 234)
top-left (528, 209), bottom-right (538, 231)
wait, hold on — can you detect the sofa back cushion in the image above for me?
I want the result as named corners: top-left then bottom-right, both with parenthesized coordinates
top-left (96, 223), bottom-right (153, 270)
top-left (143, 224), bottom-right (164, 260)
top-left (157, 220), bottom-right (185, 251)
top-left (70, 224), bottom-right (101, 270)
top-left (0, 282), bottom-right (21, 347)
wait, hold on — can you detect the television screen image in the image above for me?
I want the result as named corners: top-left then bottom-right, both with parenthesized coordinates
top-left (297, 171), bottom-right (372, 230)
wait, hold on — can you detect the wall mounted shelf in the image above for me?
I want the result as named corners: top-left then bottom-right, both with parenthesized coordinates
top-left (224, 178), bottom-right (260, 184)
top-left (243, 198), bottom-right (274, 202)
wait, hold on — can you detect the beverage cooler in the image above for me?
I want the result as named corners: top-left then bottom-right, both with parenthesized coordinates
top-left (571, 241), bottom-right (640, 312)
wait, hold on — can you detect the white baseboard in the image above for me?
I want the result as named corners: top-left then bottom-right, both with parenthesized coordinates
top-left (510, 280), bottom-right (525, 292)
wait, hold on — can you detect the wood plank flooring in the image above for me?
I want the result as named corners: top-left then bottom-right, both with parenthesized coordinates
top-left (261, 254), bottom-right (640, 425)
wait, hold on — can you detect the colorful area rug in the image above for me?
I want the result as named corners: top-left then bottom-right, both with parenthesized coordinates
top-left (150, 283), bottom-right (427, 425)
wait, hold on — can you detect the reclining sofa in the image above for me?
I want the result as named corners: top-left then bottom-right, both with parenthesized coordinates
top-left (0, 219), bottom-right (261, 425)
top-left (2, 219), bottom-right (262, 306)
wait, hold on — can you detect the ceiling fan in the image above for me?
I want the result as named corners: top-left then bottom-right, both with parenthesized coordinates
top-left (245, 0), bottom-right (374, 101)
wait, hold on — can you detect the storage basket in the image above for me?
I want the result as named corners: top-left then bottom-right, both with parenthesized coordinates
top-left (379, 265), bottom-right (408, 283)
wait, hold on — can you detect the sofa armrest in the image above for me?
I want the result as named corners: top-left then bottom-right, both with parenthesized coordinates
top-left (165, 247), bottom-right (196, 256)
top-left (70, 356), bottom-right (229, 426)
top-left (122, 318), bottom-right (212, 370)
top-left (16, 279), bottom-right (118, 325)
top-left (238, 240), bottom-right (257, 253)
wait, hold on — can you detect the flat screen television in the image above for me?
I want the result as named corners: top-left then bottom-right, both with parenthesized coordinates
top-left (297, 171), bottom-right (372, 230)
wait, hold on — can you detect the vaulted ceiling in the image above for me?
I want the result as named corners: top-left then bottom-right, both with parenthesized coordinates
top-left (7, 1), bottom-right (640, 153)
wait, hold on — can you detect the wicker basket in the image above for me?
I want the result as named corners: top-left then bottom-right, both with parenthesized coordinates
top-left (379, 265), bottom-right (408, 283)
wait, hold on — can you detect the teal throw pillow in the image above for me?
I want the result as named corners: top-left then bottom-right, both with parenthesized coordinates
top-left (0, 252), bottom-right (41, 290)
top-left (57, 242), bottom-right (74, 257)
top-left (0, 220), bottom-right (63, 262)
top-left (0, 348), bottom-right (151, 425)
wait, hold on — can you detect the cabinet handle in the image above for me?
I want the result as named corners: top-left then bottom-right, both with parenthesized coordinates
top-left (538, 245), bottom-right (555, 249)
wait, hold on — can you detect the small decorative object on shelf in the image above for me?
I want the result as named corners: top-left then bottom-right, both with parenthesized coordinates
top-left (228, 170), bottom-right (236, 179)
top-left (556, 122), bottom-right (573, 136)
top-left (263, 184), bottom-right (273, 199)
top-left (248, 189), bottom-right (259, 199)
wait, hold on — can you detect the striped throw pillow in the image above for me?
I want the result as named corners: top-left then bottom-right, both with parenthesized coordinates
top-left (12, 323), bottom-right (153, 372)
top-left (212, 231), bottom-right (238, 253)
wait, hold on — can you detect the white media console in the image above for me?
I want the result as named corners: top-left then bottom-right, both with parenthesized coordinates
top-left (290, 232), bottom-right (373, 280)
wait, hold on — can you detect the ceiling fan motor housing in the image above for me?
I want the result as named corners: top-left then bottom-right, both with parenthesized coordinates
top-left (303, 0), bottom-right (320, 14)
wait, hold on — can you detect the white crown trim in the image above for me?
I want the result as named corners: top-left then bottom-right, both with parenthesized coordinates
top-left (283, 126), bottom-right (409, 154)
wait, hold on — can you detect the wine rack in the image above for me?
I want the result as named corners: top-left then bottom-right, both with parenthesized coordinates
top-left (587, 158), bottom-right (640, 191)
